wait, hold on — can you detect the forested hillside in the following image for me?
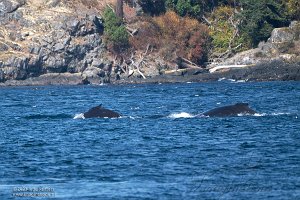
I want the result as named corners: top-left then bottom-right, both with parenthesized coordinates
top-left (105, 0), bottom-right (300, 66)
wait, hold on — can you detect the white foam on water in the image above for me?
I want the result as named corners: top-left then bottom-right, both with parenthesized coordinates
top-left (227, 79), bottom-right (236, 82)
top-left (218, 78), bottom-right (247, 83)
top-left (238, 112), bottom-right (292, 117)
top-left (253, 113), bottom-right (267, 117)
top-left (73, 113), bottom-right (85, 119)
top-left (272, 112), bottom-right (290, 116)
top-left (168, 112), bottom-right (195, 119)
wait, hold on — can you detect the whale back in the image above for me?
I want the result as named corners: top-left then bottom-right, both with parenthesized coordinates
top-left (203, 103), bottom-right (256, 117)
top-left (84, 105), bottom-right (120, 118)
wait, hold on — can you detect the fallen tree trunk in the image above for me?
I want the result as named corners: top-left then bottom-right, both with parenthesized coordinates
top-left (176, 57), bottom-right (202, 69)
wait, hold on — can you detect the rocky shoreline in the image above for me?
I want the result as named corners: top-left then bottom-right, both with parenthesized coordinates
top-left (1, 60), bottom-right (299, 87)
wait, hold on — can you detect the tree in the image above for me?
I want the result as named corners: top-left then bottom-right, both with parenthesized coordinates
top-left (116, 0), bottom-right (124, 19)
top-left (103, 6), bottom-right (129, 52)
top-left (137, 0), bottom-right (166, 15)
top-left (239, 0), bottom-right (289, 46)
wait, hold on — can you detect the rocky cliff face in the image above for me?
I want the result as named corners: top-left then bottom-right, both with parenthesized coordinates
top-left (0, 0), bottom-right (115, 84)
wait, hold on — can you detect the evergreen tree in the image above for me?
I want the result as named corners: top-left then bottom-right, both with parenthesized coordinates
top-left (239, 0), bottom-right (289, 46)
top-left (137, 0), bottom-right (166, 15)
top-left (103, 6), bottom-right (129, 51)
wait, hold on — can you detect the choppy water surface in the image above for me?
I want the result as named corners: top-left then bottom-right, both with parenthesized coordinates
top-left (0, 81), bottom-right (299, 199)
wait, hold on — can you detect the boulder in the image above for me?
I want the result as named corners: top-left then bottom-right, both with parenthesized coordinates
top-left (270, 27), bottom-right (294, 44)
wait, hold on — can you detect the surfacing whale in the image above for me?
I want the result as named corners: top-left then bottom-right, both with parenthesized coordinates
top-left (83, 105), bottom-right (120, 118)
top-left (202, 103), bottom-right (256, 117)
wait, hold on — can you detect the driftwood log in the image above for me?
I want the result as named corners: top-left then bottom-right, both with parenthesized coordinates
top-left (176, 57), bottom-right (202, 69)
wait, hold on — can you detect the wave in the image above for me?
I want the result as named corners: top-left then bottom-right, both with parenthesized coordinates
top-left (24, 114), bottom-right (72, 120)
top-left (218, 78), bottom-right (247, 83)
top-left (73, 113), bottom-right (85, 119)
top-left (168, 112), bottom-right (195, 119)
top-left (237, 112), bottom-right (292, 117)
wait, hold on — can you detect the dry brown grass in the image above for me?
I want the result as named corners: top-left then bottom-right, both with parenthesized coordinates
top-left (63, 0), bottom-right (115, 11)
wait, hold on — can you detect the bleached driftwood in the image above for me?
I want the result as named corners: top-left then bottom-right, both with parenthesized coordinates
top-left (209, 64), bottom-right (252, 73)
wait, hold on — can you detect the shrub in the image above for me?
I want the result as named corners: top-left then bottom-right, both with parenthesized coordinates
top-left (209, 6), bottom-right (251, 53)
top-left (285, 0), bottom-right (300, 20)
top-left (131, 11), bottom-right (210, 65)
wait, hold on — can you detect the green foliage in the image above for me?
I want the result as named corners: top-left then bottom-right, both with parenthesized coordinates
top-left (103, 6), bottom-right (129, 51)
top-left (239, 0), bottom-right (289, 46)
top-left (176, 0), bottom-right (200, 17)
top-left (165, 0), bottom-right (202, 18)
top-left (285, 0), bottom-right (300, 20)
top-left (165, 0), bottom-right (226, 18)
top-left (137, 0), bottom-right (166, 15)
top-left (209, 6), bottom-right (252, 53)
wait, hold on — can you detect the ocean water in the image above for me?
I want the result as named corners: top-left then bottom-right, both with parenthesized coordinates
top-left (0, 81), bottom-right (299, 199)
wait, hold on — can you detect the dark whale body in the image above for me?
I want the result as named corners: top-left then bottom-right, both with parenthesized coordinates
top-left (83, 105), bottom-right (120, 118)
top-left (202, 103), bottom-right (256, 117)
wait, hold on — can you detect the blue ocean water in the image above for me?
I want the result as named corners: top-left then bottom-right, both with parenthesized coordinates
top-left (0, 81), bottom-right (299, 199)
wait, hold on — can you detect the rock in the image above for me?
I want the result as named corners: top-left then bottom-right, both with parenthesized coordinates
top-left (66, 18), bottom-right (80, 36)
top-left (44, 56), bottom-right (67, 73)
top-left (270, 27), bottom-right (294, 44)
top-left (29, 45), bottom-right (41, 54)
top-left (62, 36), bottom-right (71, 46)
top-left (27, 55), bottom-right (42, 76)
top-left (290, 21), bottom-right (300, 40)
top-left (0, 69), bottom-right (4, 82)
top-left (2, 73), bottom-right (85, 86)
top-left (53, 42), bottom-right (65, 52)
top-left (83, 67), bottom-right (105, 78)
top-left (0, 0), bottom-right (111, 85)
top-left (0, 43), bottom-right (9, 51)
top-left (47, 0), bottom-right (61, 8)
top-left (216, 21), bottom-right (300, 67)
top-left (0, 0), bottom-right (25, 16)
top-left (92, 16), bottom-right (104, 34)
top-left (91, 58), bottom-right (104, 68)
